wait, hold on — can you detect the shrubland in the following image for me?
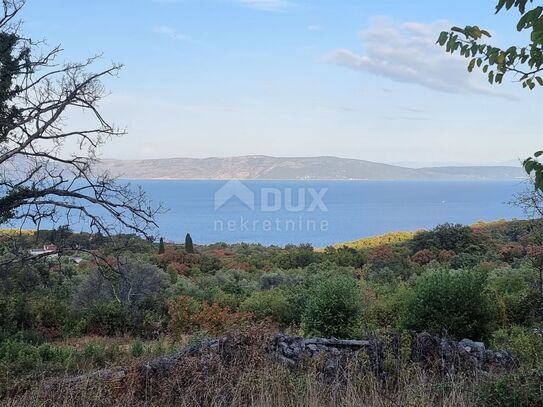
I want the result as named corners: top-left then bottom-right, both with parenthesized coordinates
top-left (1, 220), bottom-right (543, 404)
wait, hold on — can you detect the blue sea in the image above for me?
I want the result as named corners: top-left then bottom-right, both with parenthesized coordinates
top-left (131, 180), bottom-right (528, 247)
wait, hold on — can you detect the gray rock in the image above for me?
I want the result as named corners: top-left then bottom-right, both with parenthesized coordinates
top-left (307, 344), bottom-right (318, 352)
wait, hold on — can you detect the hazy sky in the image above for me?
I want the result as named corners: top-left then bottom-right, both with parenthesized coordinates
top-left (20, 0), bottom-right (542, 165)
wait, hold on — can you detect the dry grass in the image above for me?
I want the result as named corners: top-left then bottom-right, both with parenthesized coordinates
top-left (2, 327), bottom-right (483, 407)
top-left (3, 364), bottom-right (479, 407)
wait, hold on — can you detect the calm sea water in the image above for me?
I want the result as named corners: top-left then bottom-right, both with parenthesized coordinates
top-left (132, 180), bottom-right (527, 247)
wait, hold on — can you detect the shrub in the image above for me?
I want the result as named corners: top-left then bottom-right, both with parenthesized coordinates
top-left (450, 252), bottom-right (482, 269)
top-left (301, 275), bottom-right (363, 338)
top-left (131, 337), bottom-right (145, 357)
top-left (198, 254), bottom-right (221, 273)
top-left (402, 269), bottom-right (496, 340)
top-left (322, 246), bottom-right (365, 268)
top-left (362, 283), bottom-right (412, 329)
top-left (74, 259), bottom-right (168, 311)
top-left (487, 266), bottom-right (543, 325)
top-left (491, 326), bottom-right (543, 367)
top-left (74, 258), bottom-right (168, 334)
top-left (260, 272), bottom-right (285, 290)
top-left (167, 295), bottom-right (200, 337)
top-left (477, 368), bottom-right (543, 407)
top-left (500, 243), bottom-right (526, 262)
top-left (0, 340), bottom-right (76, 375)
top-left (240, 288), bottom-right (294, 324)
top-left (277, 244), bottom-right (316, 269)
top-left (29, 296), bottom-right (69, 340)
top-left (192, 302), bottom-right (251, 336)
top-left (84, 301), bottom-right (131, 336)
top-left (368, 245), bottom-right (400, 269)
top-left (411, 223), bottom-right (479, 253)
top-left (411, 249), bottom-right (434, 266)
top-left (80, 341), bottom-right (121, 367)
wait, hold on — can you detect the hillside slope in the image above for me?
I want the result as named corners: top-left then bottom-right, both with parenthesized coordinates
top-left (96, 155), bottom-right (525, 180)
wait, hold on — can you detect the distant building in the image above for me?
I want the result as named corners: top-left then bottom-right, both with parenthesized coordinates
top-left (29, 244), bottom-right (58, 257)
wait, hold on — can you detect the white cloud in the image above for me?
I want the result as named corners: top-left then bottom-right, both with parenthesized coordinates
top-left (153, 25), bottom-right (190, 41)
top-left (308, 24), bottom-right (322, 31)
top-left (326, 18), bottom-right (515, 99)
top-left (233, 0), bottom-right (291, 11)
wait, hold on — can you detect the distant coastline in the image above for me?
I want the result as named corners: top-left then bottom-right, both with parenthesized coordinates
top-left (96, 155), bottom-right (525, 181)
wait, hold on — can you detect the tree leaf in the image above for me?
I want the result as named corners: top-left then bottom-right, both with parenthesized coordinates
top-left (437, 31), bottom-right (448, 46)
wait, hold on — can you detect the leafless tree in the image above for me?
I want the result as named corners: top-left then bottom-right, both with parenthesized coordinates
top-left (0, 0), bottom-right (160, 253)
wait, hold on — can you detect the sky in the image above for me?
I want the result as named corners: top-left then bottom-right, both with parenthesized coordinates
top-left (19, 0), bottom-right (542, 166)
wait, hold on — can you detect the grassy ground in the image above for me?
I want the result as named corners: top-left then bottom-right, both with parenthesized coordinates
top-left (1, 327), bottom-right (528, 407)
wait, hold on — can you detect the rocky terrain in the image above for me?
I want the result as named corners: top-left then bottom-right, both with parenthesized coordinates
top-left (47, 331), bottom-right (517, 390)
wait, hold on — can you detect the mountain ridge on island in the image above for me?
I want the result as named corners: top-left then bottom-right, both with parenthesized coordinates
top-left (96, 155), bottom-right (525, 181)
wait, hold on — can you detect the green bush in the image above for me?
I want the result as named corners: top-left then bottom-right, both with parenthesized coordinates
top-left (83, 302), bottom-right (130, 336)
top-left (301, 274), bottom-right (363, 338)
top-left (131, 337), bottom-right (145, 357)
top-left (277, 244), bottom-right (317, 269)
top-left (487, 266), bottom-right (543, 325)
top-left (0, 340), bottom-right (76, 375)
top-left (81, 341), bottom-right (121, 367)
top-left (491, 326), bottom-right (543, 367)
top-left (477, 368), bottom-right (543, 407)
top-left (362, 283), bottom-right (412, 329)
top-left (402, 269), bottom-right (497, 340)
top-left (410, 223), bottom-right (480, 253)
top-left (240, 288), bottom-right (294, 324)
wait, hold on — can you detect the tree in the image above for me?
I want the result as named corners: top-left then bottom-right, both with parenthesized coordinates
top-left (158, 237), bottom-right (165, 254)
top-left (0, 0), bottom-right (159, 253)
top-left (185, 233), bottom-right (194, 253)
top-left (410, 223), bottom-right (479, 253)
top-left (75, 258), bottom-right (168, 308)
top-left (437, 0), bottom-right (543, 190)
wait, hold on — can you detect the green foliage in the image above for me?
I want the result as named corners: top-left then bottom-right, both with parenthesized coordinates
top-left (487, 266), bottom-right (543, 325)
top-left (0, 338), bottom-right (122, 378)
top-left (410, 223), bottom-right (479, 253)
top-left (240, 288), bottom-right (294, 324)
top-left (3, 219), bottom-right (543, 398)
top-left (437, 0), bottom-right (543, 191)
top-left (402, 269), bottom-right (497, 340)
top-left (524, 152), bottom-right (543, 191)
top-left (477, 368), bottom-right (543, 407)
top-left (198, 254), bottom-right (222, 273)
top-left (83, 301), bottom-right (131, 336)
top-left (131, 337), bottom-right (145, 357)
top-left (185, 233), bottom-right (194, 253)
top-left (158, 237), bottom-right (165, 254)
top-left (491, 325), bottom-right (543, 366)
top-left (321, 246), bottom-right (365, 268)
top-left (74, 258), bottom-right (168, 334)
top-left (277, 244), bottom-right (317, 269)
top-left (450, 252), bottom-right (483, 269)
top-left (437, 1), bottom-right (543, 89)
top-left (362, 282), bottom-right (412, 329)
top-left (301, 274), bottom-right (363, 338)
